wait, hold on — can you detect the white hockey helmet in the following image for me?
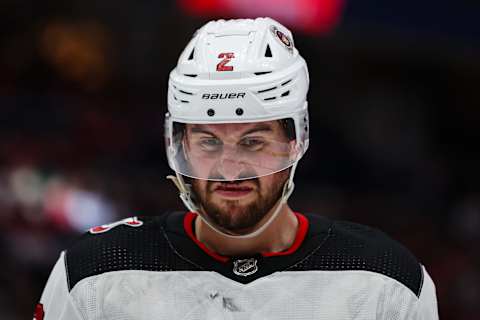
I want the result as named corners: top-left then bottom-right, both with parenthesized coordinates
top-left (165, 17), bottom-right (310, 182)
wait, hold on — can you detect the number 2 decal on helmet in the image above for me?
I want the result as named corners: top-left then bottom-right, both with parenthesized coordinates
top-left (216, 52), bottom-right (235, 71)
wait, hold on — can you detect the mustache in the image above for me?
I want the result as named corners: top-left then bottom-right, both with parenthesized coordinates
top-left (206, 169), bottom-right (258, 181)
top-left (205, 169), bottom-right (260, 192)
top-left (207, 175), bottom-right (260, 192)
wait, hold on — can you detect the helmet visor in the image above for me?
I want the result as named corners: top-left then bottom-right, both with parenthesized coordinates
top-left (166, 119), bottom-right (302, 181)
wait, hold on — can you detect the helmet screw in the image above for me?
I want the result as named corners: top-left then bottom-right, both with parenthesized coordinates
top-left (207, 109), bottom-right (215, 116)
top-left (235, 108), bottom-right (244, 116)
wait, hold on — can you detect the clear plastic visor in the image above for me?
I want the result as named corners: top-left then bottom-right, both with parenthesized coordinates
top-left (167, 119), bottom-right (301, 181)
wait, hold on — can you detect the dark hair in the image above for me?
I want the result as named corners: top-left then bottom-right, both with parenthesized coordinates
top-left (279, 118), bottom-right (296, 141)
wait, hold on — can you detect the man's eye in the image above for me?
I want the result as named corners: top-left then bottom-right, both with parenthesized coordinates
top-left (240, 138), bottom-right (265, 150)
top-left (199, 138), bottom-right (222, 151)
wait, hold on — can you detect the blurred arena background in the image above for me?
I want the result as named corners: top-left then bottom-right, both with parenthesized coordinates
top-left (1, 0), bottom-right (479, 318)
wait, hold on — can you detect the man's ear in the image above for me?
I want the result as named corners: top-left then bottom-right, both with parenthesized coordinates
top-left (289, 140), bottom-right (300, 161)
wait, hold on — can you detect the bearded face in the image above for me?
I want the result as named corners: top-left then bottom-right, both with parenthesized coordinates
top-left (191, 169), bottom-right (289, 235)
top-left (183, 120), bottom-right (294, 235)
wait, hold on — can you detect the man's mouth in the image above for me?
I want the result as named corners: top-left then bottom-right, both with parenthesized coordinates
top-left (213, 183), bottom-right (254, 198)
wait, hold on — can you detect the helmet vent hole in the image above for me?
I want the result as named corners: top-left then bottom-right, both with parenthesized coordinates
top-left (188, 48), bottom-right (195, 60)
top-left (184, 74), bottom-right (197, 77)
top-left (281, 79), bottom-right (292, 86)
top-left (264, 96), bottom-right (277, 101)
top-left (258, 86), bottom-right (277, 93)
top-left (207, 109), bottom-right (215, 116)
top-left (265, 45), bottom-right (272, 57)
top-left (254, 71), bottom-right (272, 76)
top-left (179, 89), bottom-right (193, 95)
top-left (281, 91), bottom-right (290, 97)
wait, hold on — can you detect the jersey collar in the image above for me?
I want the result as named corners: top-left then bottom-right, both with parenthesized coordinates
top-left (183, 211), bottom-right (309, 263)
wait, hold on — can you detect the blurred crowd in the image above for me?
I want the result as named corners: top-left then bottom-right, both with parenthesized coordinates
top-left (1, 1), bottom-right (480, 319)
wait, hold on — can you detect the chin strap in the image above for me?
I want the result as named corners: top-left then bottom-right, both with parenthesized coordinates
top-left (166, 162), bottom-right (298, 239)
top-left (166, 173), bottom-right (199, 213)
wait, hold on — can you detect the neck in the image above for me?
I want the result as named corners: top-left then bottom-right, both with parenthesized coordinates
top-left (194, 203), bottom-right (299, 256)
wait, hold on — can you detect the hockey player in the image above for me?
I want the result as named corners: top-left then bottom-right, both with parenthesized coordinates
top-left (35, 18), bottom-right (439, 319)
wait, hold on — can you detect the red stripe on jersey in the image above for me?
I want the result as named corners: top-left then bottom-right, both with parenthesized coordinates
top-left (261, 213), bottom-right (309, 257)
top-left (184, 212), bottom-right (230, 263)
top-left (183, 212), bottom-right (309, 260)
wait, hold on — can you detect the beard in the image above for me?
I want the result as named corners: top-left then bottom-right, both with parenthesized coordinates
top-left (191, 172), bottom-right (288, 235)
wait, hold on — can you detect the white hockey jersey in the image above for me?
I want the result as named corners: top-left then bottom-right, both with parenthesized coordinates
top-left (36, 212), bottom-right (438, 320)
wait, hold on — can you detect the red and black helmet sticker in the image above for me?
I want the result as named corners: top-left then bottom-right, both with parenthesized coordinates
top-left (270, 25), bottom-right (293, 53)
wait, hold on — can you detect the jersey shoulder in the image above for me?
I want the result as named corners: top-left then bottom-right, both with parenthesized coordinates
top-left (298, 214), bottom-right (424, 297)
top-left (64, 213), bottom-right (195, 291)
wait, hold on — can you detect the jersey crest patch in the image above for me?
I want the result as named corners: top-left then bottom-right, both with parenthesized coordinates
top-left (233, 258), bottom-right (258, 277)
top-left (89, 217), bottom-right (143, 234)
top-left (33, 303), bottom-right (44, 320)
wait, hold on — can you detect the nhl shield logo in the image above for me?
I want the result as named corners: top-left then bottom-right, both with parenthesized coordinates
top-left (233, 258), bottom-right (258, 277)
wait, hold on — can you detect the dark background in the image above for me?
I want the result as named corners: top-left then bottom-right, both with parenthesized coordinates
top-left (1, 0), bottom-right (479, 318)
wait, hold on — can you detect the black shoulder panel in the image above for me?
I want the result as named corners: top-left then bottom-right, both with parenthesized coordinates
top-left (290, 216), bottom-right (423, 297)
top-left (65, 215), bottom-right (198, 291)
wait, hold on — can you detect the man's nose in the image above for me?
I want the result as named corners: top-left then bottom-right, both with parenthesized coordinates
top-left (217, 146), bottom-right (243, 181)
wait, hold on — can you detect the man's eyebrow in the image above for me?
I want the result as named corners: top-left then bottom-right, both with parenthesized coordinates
top-left (188, 124), bottom-right (273, 136)
top-left (242, 124), bottom-right (273, 136)
top-left (189, 127), bottom-right (215, 135)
